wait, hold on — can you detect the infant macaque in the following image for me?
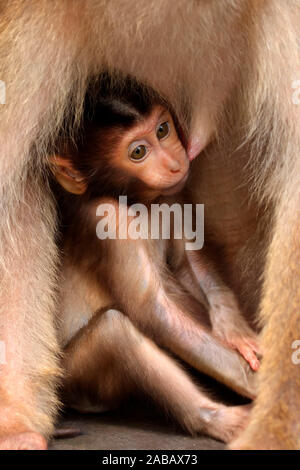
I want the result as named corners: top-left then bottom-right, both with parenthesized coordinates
top-left (49, 75), bottom-right (258, 442)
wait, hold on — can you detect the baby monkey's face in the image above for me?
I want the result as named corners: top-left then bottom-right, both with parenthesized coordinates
top-left (112, 105), bottom-right (190, 195)
top-left (51, 105), bottom-right (190, 198)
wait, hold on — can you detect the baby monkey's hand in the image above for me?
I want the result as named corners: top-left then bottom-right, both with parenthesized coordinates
top-left (208, 289), bottom-right (260, 371)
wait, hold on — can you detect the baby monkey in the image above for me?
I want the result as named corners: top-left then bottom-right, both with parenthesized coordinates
top-left (50, 75), bottom-right (259, 442)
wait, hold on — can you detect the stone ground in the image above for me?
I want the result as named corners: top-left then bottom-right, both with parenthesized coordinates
top-left (49, 373), bottom-right (248, 450)
top-left (49, 405), bottom-right (224, 450)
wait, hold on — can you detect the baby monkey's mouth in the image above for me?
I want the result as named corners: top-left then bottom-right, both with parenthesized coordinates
top-left (161, 171), bottom-right (189, 196)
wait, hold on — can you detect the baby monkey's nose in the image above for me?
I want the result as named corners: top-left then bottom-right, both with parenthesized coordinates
top-left (168, 158), bottom-right (181, 173)
top-left (170, 166), bottom-right (181, 173)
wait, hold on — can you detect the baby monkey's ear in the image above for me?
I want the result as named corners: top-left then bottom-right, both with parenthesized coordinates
top-left (50, 156), bottom-right (87, 195)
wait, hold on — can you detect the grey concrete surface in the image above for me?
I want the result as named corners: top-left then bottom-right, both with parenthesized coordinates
top-left (49, 374), bottom-right (247, 450)
top-left (49, 404), bottom-right (225, 450)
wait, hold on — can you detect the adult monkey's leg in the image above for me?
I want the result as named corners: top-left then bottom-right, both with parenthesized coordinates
top-left (0, 1), bottom-right (88, 450)
top-left (229, 3), bottom-right (300, 450)
top-left (0, 178), bottom-right (60, 450)
top-left (231, 171), bottom-right (300, 450)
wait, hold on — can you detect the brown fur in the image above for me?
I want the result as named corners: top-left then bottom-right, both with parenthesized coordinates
top-left (0, 0), bottom-right (299, 449)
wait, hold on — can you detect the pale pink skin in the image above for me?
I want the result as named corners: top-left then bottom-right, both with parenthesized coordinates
top-left (188, 137), bottom-right (204, 161)
top-left (187, 127), bottom-right (213, 161)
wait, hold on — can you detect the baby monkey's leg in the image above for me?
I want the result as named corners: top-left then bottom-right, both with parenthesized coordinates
top-left (94, 199), bottom-right (257, 399)
top-left (62, 308), bottom-right (250, 443)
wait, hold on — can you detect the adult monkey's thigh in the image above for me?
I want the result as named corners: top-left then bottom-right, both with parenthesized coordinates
top-left (0, 2), bottom-right (88, 449)
top-left (231, 167), bottom-right (300, 450)
top-left (0, 0), bottom-right (299, 450)
top-left (0, 178), bottom-right (60, 449)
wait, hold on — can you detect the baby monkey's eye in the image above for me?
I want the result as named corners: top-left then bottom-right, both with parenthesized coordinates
top-left (130, 144), bottom-right (147, 161)
top-left (156, 121), bottom-right (170, 140)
